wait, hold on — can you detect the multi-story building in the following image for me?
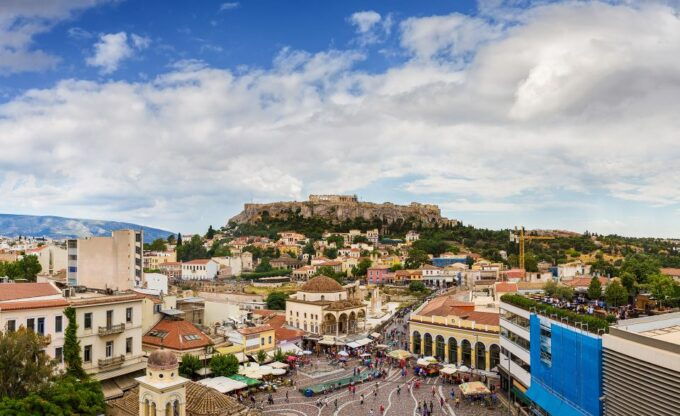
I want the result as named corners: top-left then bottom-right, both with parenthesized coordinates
top-left (500, 294), bottom-right (604, 416)
top-left (68, 291), bottom-right (146, 382)
top-left (431, 253), bottom-right (467, 268)
top-left (26, 244), bottom-right (67, 275)
top-left (367, 265), bottom-right (391, 284)
top-left (67, 230), bottom-right (143, 290)
top-left (0, 282), bottom-right (68, 368)
top-left (409, 295), bottom-right (501, 371)
top-left (158, 261), bottom-right (182, 280)
top-left (405, 230), bottom-right (420, 243)
top-left (226, 324), bottom-right (277, 356)
top-left (142, 250), bottom-right (176, 270)
top-left (602, 312), bottom-right (680, 416)
top-left (180, 259), bottom-right (218, 280)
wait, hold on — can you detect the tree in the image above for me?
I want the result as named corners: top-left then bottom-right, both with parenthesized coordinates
top-left (177, 235), bottom-right (208, 262)
top-left (405, 248), bottom-right (429, 269)
top-left (323, 247), bottom-right (338, 259)
top-left (555, 285), bottom-right (574, 301)
top-left (352, 258), bottom-right (372, 277)
top-left (620, 272), bottom-right (636, 297)
top-left (209, 353), bottom-right (239, 377)
top-left (326, 235), bottom-right (345, 248)
top-left (177, 233), bottom-right (183, 246)
top-left (620, 254), bottom-right (660, 284)
top-left (206, 225), bottom-right (216, 240)
top-left (389, 263), bottom-right (403, 272)
top-left (167, 234), bottom-right (177, 245)
top-left (587, 276), bottom-right (602, 300)
top-left (352, 235), bottom-right (369, 244)
top-left (0, 256), bottom-right (43, 282)
top-left (409, 281), bottom-right (426, 293)
top-left (605, 281), bottom-right (628, 307)
top-left (647, 274), bottom-right (678, 307)
top-left (0, 328), bottom-right (54, 398)
top-left (256, 258), bottom-right (273, 273)
top-left (63, 307), bottom-right (86, 380)
top-left (179, 354), bottom-right (202, 379)
top-left (543, 280), bottom-right (558, 297)
top-left (256, 350), bottom-right (267, 365)
top-left (0, 376), bottom-right (105, 415)
top-left (303, 241), bottom-right (316, 257)
top-left (266, 291), bottom-right (288, 310)
top-left (146, 238), bottom-right (167, 252)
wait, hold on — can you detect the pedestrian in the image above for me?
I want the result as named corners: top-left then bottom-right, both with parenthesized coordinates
top-left (429, 400), bottom-right (434, 413)
top-left (369, 409), bottom-right (374, 416)
top-left (432, 386), bottom-right (436, 397)
top-left (397, 385), bottom-right (401, 396)
top-left (334, 398), bottom-right (338, 409)
top-left (440, 396), bottom-right (444, 407)
top-left (360, 393), bottom-right (365, 405)
top-left (455, 397), bottom-right (460, 408)
top-left (380, 404), bottom-right (385, 414)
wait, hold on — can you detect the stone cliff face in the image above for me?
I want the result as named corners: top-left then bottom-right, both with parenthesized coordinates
top-left (228, 199), bottom-right (456, 227)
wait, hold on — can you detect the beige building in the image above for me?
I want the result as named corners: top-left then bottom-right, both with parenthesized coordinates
top-left (285, 276), bottom-right (366, 337)
top-left (409, 295), bottom-right (501, 372)
top-left (143, 251), bottom-right (177, 270)
top-left (68, 291), bottom-right (146, 383)
top-left (67, 230), bottom-right (143, 290)
top-left (26, 244), bottom-right (67, 275)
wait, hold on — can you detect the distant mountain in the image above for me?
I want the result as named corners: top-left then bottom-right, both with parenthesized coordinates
top-left (0, 214), bottom-right (174, 243)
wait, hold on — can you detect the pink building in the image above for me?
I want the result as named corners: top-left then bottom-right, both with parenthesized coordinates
top-left (367, 265), bottom-right (392, 284)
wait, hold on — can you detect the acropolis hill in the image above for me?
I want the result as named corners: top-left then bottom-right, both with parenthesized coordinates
top-left (228, 195), bottom-right (457, 227)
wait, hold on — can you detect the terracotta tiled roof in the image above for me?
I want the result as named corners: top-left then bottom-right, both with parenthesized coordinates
top-left (252, 309), bottom-right (279, 316)
top-left (369, 265), bottom-right (391, 270)
top-left (395, 270), bottom-right (421, 277)
top-left (564, 277), bottom-right (609, 288)
top-left (265, 315), bottom-right (304, 342)
top-left (108, 381), bottom-right (259, 416)
top-left (237, 324), bottom-right (273, 335)
top-left (184, 259), bottom-right (211, 265)
top-left (318, 261), bottom-right (342, 266)
top-left (300, 276), bottom-right (344, 293)
top-left (143, 318), bottom-right (212, 351)
top-left (661, 268), bottom-right (680, 276)
top-left (419, 296), bottom-right (475, 317)
top-left (0, 283), bottom-right (60, 301)
top-left (494, 282), bottom-right (518, 293)
top-left (0, 299), bottom-right (68, 311)
top-left (516, 281), bottom-right (547, 290)
top-left (419, 264), bottom-right (441, 270)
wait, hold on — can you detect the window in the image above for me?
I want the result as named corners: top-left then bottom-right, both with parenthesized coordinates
top-left (105, 341), bottom-right (113, 358)
top-left (261, 337), bottom-right (265, 346)
top-left (500, 328), bottom-right (530, 351)
top-left (84, 312), bottom-right (92, 329)
top-left (27, 318), bottom-right (35, 332)
top-left (84, 345), bottom-right (92, 362)
top-left (55, 315), bottom-right (63, 333)
top-left (6, 319), bottom-right (16, 332)
top-left (268, 336), bottom-right (272, 344)
top-left (154, 304), bottom-right (161, 313)
top-left (126, 337), bottom-right (133, 354)
top-left (106, 310), bottom-right (113, 328)
top-left (126, 307), bottom-right (133, 323)
top-left (500, 309), bottom-right (530, 329)
top-left (37, 317), bottom-right (45, 335)
top-left (55, 347), bottom-right (63, 363)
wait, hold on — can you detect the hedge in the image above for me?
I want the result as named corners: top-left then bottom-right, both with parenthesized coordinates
top-left (240, 269), bottom-right (291, 280)
top-left (500, 293), bottom-right (611, 334)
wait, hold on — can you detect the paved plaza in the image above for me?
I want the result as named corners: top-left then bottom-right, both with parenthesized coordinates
top-left (249, 356), bottom-right (507, 416)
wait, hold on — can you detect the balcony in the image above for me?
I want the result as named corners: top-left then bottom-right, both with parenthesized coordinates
top-left (98, 355), bottom-right (125, 370)
top-left (98, 323), bottom-right (125, 336)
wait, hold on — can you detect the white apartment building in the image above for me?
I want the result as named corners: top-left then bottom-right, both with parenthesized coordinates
top-left (68, 292), bottom-right (146, 382)
top-left (67, 229), bottom-right (144, 290)
top-left (0, 282), bottom-right (68, 369)
top-left (498, 299), bottom-right (532, 393)
top-left (180, 259), bottom-right (219, 280)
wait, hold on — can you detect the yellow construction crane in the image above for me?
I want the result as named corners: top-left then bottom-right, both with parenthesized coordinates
top-left (510, 227), bottom-right (555, 270)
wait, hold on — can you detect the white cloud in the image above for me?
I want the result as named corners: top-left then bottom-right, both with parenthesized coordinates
top-left (219, 2), bottom-right (239, 12)
top-left (348, 10), bottom-right (393, 45)
top-left (86, 32), bottom-right (150, 74)
top-left (3, 1), bottom-right (680, 234)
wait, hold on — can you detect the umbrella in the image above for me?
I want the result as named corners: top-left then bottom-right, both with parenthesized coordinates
top-left (244, 372), bottom-right (263, 380)
top-left (338, 351), bottom-right (349, 357)
top-left (302, 350), bottom-right (313, 355)
top-left (388, 350), bottom-right (412, 360)
top-left (440, 367), bottom-right (457, 375)
top-left (270, 361), bottom-right (289, 369)
top-left (458, 365), bottom-right (470, 372)
top-left (258, 366), bottom-right (274, 376)
top-left (271, 368), bottom-right (286, 376)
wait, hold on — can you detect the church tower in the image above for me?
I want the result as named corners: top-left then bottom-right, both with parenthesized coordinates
top-left (137, 349), bottom-right (187, 416)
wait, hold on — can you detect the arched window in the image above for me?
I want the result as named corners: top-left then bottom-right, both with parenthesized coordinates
top-left (173, 400), bottom-right (180, 416)
top-left (448, 337), bottom-right (457, 364)
top-left (321, 295), bottom-right (325, 301)
top-left (423, 333), bottom-right (433, 356)
top-left (412, 331), bottom-right (421, 355)
top-left (461, 340), bottom-right (472, 367)
top-left (490, 344), bottom-right (501, 370)
top-left (475, 342), bottom-right (486, 370)
top-left (435, 335), bottom-right (445, 361)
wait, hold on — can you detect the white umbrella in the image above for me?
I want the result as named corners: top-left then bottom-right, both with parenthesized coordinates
top-left (271, 368), bottom-right (286, 376)
top-left (338, 351), bottom-right (349, 357)
top-left (258, 366), bottom-right (274, 376)
top-left (270, 361), bottom-right (289, 369)
top-left (458, 365), bottom-right (470, 372)
top-left (302, 350), bottom-right (313, 355)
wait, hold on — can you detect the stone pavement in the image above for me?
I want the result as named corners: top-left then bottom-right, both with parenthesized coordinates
top-left (250, 359), bottom-right (507, 416)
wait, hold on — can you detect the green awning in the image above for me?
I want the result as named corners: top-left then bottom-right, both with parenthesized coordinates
top-left (511, 385), bottom-right (532, 406)
top-left (228, 374), bottom-right (261, 386)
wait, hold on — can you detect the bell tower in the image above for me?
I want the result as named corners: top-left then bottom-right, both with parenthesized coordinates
top-left (137, 349), bottom-right (187, 416)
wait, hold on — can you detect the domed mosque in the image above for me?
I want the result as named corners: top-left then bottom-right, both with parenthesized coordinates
top-left (107, 349), bottom-right (261, 416)
top-left (285, 275), bottom-right (367, 341)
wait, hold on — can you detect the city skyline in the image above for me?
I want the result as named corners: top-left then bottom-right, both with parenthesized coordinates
top-left (3, 0), bottom-right (680, 237)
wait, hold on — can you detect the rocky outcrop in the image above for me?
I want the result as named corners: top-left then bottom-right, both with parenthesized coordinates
top-left (228, 196), bottom-right (457, 227)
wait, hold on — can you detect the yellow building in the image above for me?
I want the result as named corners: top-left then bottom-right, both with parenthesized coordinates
top-left (237, 324), bottom-right (276, 354)
top-left (409, 295), bottom-right (501, 372)
top-left (143, 250), bottom-right (177, 270)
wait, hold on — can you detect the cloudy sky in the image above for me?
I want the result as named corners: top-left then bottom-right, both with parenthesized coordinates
top-left (1, 0), bottom-right (680, 237)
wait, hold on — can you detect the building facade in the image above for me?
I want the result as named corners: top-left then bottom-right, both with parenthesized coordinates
top-left (180, 259), bottom-right (218, 281)
top-left (67, 230), bottom-right (143, 290)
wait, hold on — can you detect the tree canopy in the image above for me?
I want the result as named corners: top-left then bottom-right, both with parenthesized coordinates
top-left (177, 235), bottom-right (208, 262)
top-left (179, 354), bottom-right (202, 379)
top-left (209, 353), bottom-right (239, 377)
top-left (605, 281), bottom-right (628, 307)
top-left (587, 276), bottom-right (602, 300)
top-left (144, 238), bottom-right (167, 252)
top-left (0, 255), bottom-right (42, 282)
top-left (266, 291), bottom-right (288, 310)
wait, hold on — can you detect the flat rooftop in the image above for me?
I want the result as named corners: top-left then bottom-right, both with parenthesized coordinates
top-left (613, 312), bottom-right (680, 346)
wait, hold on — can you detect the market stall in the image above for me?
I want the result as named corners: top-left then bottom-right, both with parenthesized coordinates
top-left (416, 356), bottom-right (440, 377)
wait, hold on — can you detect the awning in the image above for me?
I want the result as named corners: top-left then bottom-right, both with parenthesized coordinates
top-left (526, 382), bottom-right (584, 416)
top-left (370, 332), bottom-right (381, 338)
top-left (278, 342), bottom-right (302, 354)
top-left (459, 382), bottom-right (491, 396)
top-left (229, 374), bottom-right (262, 386)
top-left (270, 361), bottom-right (289, 369)
top-left (346, 342), bottom-right (361, 348)
top-left (195, 367), bottom-right (213, 376)
top-left (198, 376), bottom-right (248, 393)
top-left (319, 339), bottom-right (336, 345)
top-left (113, 374), bottom-right (138, 391)
top-left (100, 380), bottom-right (124, 399)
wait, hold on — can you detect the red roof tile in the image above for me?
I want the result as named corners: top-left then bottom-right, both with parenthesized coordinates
top-left (143, 318), bottom-right (212, 351)
top-left (495, 282), bottom-right (518, 293)
top-left (237, 324), bottom-right (273, 335)
top-left (184, 259), bottom-right (211, 265)
top-left (0, 283), bottom-right (60, 301)
top-left (0, 299), bottom-right (68, 311)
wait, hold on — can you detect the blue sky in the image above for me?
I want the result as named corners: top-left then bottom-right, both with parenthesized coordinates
top-left (2, 0), bottom-right (680, 237)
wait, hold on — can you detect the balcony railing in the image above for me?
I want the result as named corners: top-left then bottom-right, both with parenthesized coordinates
top-left (98, 323), bottom-right (125, 336)
top-left (98, 355), bottom-right (125, 370)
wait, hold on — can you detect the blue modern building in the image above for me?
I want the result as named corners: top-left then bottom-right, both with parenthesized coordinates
top-left (525, 314), bottom-right (603, 416)
top-left (431, 256), bottom-right (467, 268)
